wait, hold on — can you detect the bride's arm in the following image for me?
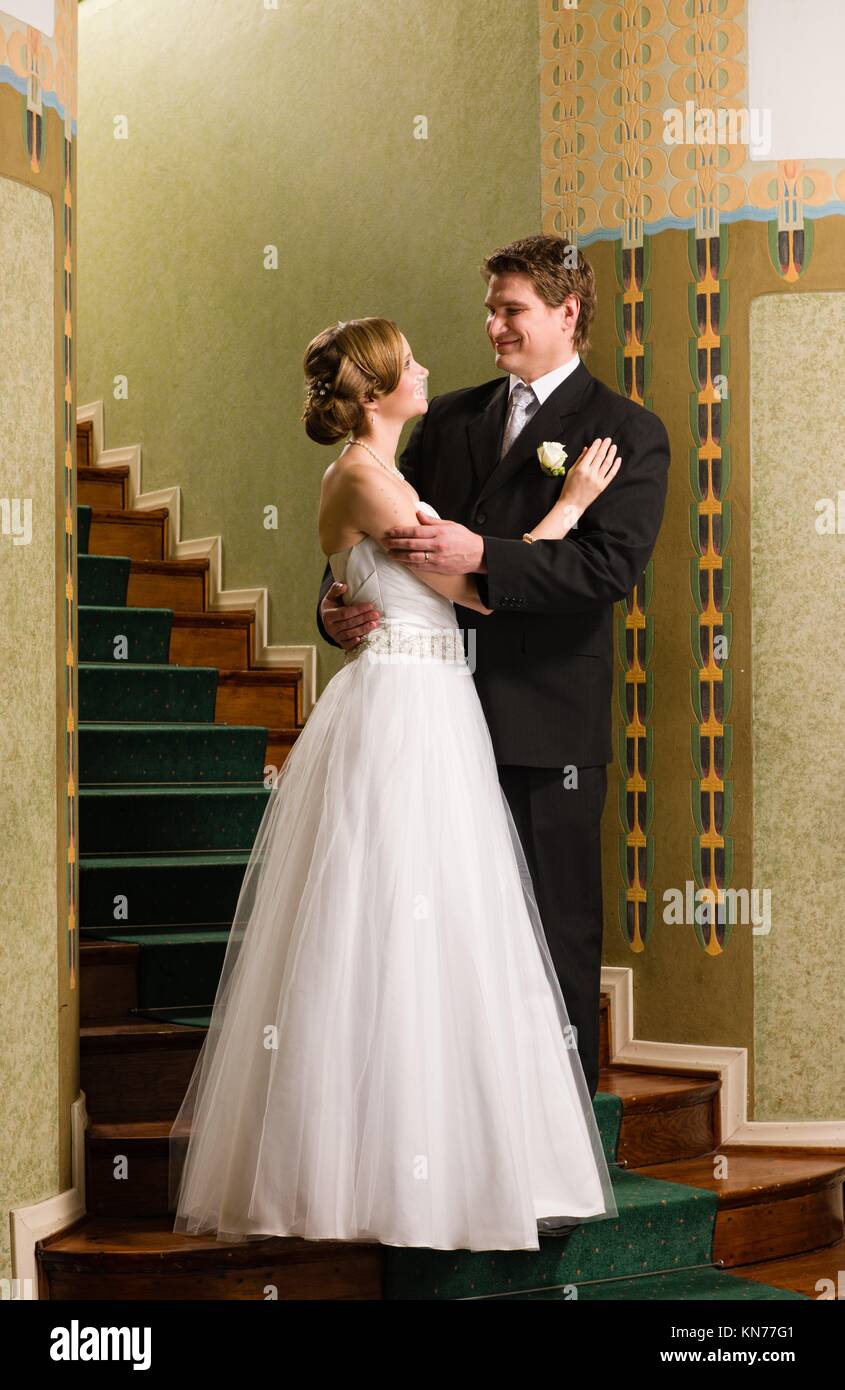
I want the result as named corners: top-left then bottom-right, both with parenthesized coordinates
top-left (524, 437), bottom-right (622, 543)
top-left (339, 463), bottom-right (493, 614)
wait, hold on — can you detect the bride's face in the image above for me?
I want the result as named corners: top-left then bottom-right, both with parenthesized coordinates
top-left (377, 334), bottom-right (429, 423)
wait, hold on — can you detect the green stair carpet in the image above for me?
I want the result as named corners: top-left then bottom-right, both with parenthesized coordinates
top-left (80, 663), bottom-right (218, 722)
top-left (382, 1161), bottom-right (810, 1302)
top-left (75, 500), bottom-right (811, 1302)
top-left (79, 722), bottom-right (267, 783)
top-left (80, 784), bottom-right (270, 852)
top-left (80, 603), bottom-right (172, 663)
top-left (80, 852), bottom-right (251, 927)
top-left (79, 552), bottom-right (131, 606)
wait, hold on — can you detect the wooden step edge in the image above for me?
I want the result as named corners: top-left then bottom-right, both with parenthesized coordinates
top-left (81, 1021), bottom-right (206, 1051)
top-left (719, 1141), bottom-right (845, 1159)
top-left (639, 1153), bottom-right (845, 1209)
top-left (216, 667), bottom-right (302, 685)
top-left (129, 557), bottom-right (209, 577)
top-left (88, 507), bottom-right (169, 523)
top-left (78, 464), bottom-right (130, 481)
top-left (726, 1232), bottom-right (845, 1298)
top-left (603, 1059), bottom-right (723, 1081)
top-left (37, 1216), bottom-right (381, 1270)
top-left (80, 940), bottom-right (140, 962)
top-left (170, 609), bottom-right (255, 628)
top-left (87, 1120), bottom-right (173, 1141)
top-left (599, 1067), bottom-right (721, 1115)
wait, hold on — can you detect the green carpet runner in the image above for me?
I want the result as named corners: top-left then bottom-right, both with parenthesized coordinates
top-left (76, 500), bottom-right (811, 1302)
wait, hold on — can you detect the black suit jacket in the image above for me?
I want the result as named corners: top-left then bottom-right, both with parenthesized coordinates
top-left (315, 360), bottom-right (670, 766)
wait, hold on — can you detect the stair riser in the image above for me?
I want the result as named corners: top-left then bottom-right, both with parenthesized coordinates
top-left (79, 862), bottom-right (247, 928)
top-left (79, 608), bottom-right (171, 665)
top-left (265, 731), bottom-right (300, 772)
top-left (89, 519), bottom-right (165, 562)
top-left (78, 728), bottom-right (267, 784)
top-left (80, 789), bottom-right (269, 852)
top-left (80, 948), bottom-right (138, 1024)
top-left (618, 1100), bottom-right (717, 1167)
top-left (40, 1253), bottom-right (383, 1301)
top-left (128, 574), bottom-right (205, 611)
top-left (81, 1040), bottom-right (203, 1123)
top-left (79, 667), bottom-right (218, 723)
top-left (79, 555), bottom-right (130, 606)
top-left (216, 687), bottom-right (299, 728)
top-left (78, 478), bottom-right (126, 509)
top-left (86, 1137), bottom-right (171, 1216)
top-left (714, 1186), bottom-right (844, 1268)
top-left (170, 629), bottom-right (251, 668)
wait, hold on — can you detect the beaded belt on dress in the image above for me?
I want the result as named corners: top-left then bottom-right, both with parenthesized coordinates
top-left (343, 619), bottom-right (467, 666)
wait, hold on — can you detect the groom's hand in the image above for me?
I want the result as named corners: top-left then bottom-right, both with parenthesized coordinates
top-left (386, 511), bottom-right (486, 574)
top-left (320, 581), bottom-right (381, 651)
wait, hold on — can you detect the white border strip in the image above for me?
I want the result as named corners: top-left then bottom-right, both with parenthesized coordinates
top-left (9, 1093), bottom-right (87, 1300)
top-left (601, 967), bottom-right (845, 1148)
top-left (76, 402), bottom-right (317, 714)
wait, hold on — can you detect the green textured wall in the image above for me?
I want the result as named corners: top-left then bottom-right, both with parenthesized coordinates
top-left (1, 0), bottom-right (80, 1286)
top-left (0, 174), bottom-right (59, 1287)
top-left (750, 292), bottom-right (845, 1119)
top-left (76, 0), bottom-right (541, 691)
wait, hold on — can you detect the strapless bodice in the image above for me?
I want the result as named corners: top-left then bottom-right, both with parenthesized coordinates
top-left (329, 500), bottom-right (464, 665)
top-left (329, 500), bottom-right (458, 632)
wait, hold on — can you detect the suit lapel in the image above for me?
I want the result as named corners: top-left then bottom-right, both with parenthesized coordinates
top-left (467, 361), bottom-right (595, 507)
top-left (465, 379), bottom-right (509, 491)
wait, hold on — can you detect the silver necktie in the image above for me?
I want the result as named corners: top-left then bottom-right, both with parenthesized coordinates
top-left (500, 380), bottom-right (539, 458)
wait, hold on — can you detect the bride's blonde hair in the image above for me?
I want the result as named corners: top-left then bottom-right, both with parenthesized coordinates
top-left (301, 317), bottom-right (405, 445)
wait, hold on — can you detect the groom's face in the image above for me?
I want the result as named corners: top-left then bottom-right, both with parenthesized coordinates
top-left (484, 271), bottom-right (577, 384)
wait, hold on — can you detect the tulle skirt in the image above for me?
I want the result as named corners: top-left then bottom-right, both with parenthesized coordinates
top-left (169, 626), bottom-right (618, 1251)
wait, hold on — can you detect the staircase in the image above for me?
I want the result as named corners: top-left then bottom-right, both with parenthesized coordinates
top-left (34, 426), bottom-right (844, 1299)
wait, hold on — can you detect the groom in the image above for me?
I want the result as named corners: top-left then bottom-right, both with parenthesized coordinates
top-left (314, 234), bottom-right (670, 1100)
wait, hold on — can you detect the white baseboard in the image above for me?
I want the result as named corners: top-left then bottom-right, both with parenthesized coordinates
top-left (9, 1093), bottom-right (87, 1300)
top-left (601, 966), bottom-right (845, 1148)
top-left (76, 401), bottom-right (317, 714)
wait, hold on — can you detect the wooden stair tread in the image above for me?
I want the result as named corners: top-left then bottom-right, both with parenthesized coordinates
top-left (82, 1020), bottom-right (204, 1044)
top-left (88, 506), bottom-right (169, 522)
top-left (636, 1148), bottom-right (845, 1206)
top-left (169, 609), bottom-right (254, 626)
top-left (129, 557), bottom-right (209, 577)
top-left (88, 1120), bottom-right (173, 1140)
top-left (216, 668), bottom-right (302, 684)
top-left (38, 1215), bottom-right (378, 1265)
top-left (599, 1066), bottom-right (720, 1111)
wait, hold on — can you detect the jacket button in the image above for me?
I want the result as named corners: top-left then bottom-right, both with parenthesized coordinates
top-left (475, 511), bottom-right (486, 525)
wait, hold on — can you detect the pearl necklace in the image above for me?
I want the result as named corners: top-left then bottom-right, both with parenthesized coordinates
top-left (346, 436), bottom-right (409, 483)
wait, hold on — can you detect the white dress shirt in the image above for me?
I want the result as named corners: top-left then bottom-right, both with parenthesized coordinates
top-left (508, 353), bottom-right (581, 405)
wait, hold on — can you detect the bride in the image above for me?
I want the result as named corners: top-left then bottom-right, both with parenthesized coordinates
top-left (168, 317), bottom-right (622, 1252)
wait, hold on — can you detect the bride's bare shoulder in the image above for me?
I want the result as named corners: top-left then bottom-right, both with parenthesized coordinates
top-left (318, 453), bottom-right (389, 554)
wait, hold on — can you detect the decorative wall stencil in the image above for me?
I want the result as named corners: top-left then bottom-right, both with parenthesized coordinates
top-left (665, 0), bottom-right (746, 239)
top-left (687, 226), bottom-right (733, 954)
top-left (595, 0), bottom-right (669, 242)
top-left (752, 161), bottom-right (827, 283)
top-left (549, 0), bottom-right (845, 248)
top-left (539, 0), bottom-right (596, 243)
top-left (614, 236), bottom-right (656, 953)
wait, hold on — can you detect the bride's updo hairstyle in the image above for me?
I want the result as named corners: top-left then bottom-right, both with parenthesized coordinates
top-left (301, 317), bottom-right (404, 445)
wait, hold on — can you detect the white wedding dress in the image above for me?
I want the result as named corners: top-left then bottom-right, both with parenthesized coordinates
top-left (169, 499), bottom-right (619, 1251)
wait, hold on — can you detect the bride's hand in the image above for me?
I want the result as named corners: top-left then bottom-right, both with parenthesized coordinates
top-left (561, 436), bottom-right (621, 512)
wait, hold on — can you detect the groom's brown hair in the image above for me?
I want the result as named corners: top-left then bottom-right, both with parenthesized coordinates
top-left (480, 235), bottom-right (597, 353)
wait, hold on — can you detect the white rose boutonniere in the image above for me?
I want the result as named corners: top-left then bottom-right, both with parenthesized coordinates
top-left (537, 440), bottom-right (567, 476)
